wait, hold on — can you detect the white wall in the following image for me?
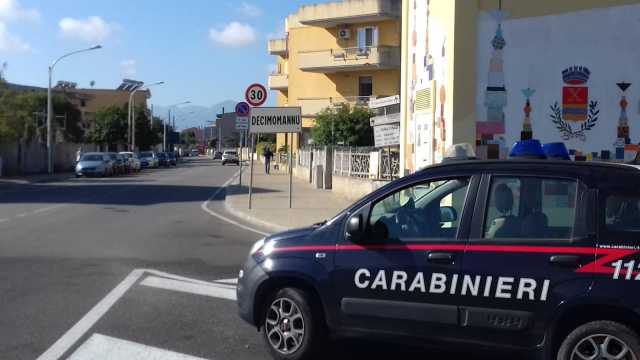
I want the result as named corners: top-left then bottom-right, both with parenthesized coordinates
top-left (476, 4), bottom-right (640, 155)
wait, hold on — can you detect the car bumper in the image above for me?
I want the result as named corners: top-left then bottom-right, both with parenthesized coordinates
top-left (237, 255), bottom-right (267, 326)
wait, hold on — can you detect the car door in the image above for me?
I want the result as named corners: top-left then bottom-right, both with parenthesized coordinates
top-left (332, 174), bottom-right (479, 338)
top-left (458, 173), bottom-right (595, 349)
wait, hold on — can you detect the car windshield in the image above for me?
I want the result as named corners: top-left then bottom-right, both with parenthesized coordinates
top-left (225, 152), bottom-right (237, 156)
top-left (140, 152), bottom-right (152, 158)
top-left (80, 155), bottom-right (103, 162)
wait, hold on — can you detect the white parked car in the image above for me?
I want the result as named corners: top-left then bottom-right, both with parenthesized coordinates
top-left (139, 151), bottom-right (159, 168)
top-left (119, 152), bottom-right (141, 172)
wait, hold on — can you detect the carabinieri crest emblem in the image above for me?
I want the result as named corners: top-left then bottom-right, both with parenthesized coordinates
top-left (549, 66), bottom-right (599, 141)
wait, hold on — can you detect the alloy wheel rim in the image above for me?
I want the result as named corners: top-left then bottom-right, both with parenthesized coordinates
top-left (571, 334), bottom-right (636, 360)
top-left (265, 297), bottom-right (305, 355)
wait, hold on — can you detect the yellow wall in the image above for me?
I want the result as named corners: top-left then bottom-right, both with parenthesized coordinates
top-left (273, 10), bottom-right (401, 152)
top-left (479, 0), bottom-right (640, 18)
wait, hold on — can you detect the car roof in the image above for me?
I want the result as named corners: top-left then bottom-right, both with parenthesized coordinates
top-left (82, 152), bottom-right (104, 156)
top-left (413, 159), bottom-right (640, 178)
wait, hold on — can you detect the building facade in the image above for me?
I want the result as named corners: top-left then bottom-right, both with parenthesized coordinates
top-left (401, 0), bottom-right (640, 175)
top-left (268, 0), bottom-right (402, 152)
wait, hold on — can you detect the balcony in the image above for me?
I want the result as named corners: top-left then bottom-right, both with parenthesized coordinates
top-left (268, 38), bottom-right (288, 56)
top-left (298, 96), bottom-right (373, 117)
top-left (299, 46), bottom-right (400, 73)
top-left (268, 73), bottom-right (288, 91)
top-left (298, 0), bottom-right (400, 27)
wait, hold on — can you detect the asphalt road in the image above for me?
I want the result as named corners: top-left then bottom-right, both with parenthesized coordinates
top-left (0, 157), bottom-right (513, 360)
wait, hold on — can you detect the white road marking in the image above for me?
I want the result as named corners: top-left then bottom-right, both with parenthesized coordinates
top-left (140, 276), bottom-right (237, 301)
top-left (213, 278), bottom-right (238, 285)
top-left (68, 333), bottom-right (208, 360)
top-left (36, 269), bottom-right (146, 360)
top-left (37, 269), bottom-right (236, 360)
top-left (200, 169), bottom-right (271, 237)
top-left (0, 218), bottom-right (8, 223)
top-left (3, 204), bottom-right (68, 223)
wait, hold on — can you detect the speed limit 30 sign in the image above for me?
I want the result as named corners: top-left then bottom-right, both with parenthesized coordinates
top-left (245, 83), bottom-right (267, 107)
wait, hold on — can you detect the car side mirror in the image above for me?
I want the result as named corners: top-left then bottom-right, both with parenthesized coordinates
top-left (440, 206), bottom-right (458, 223)
top-left (345, 214), bottom-right (363, 242)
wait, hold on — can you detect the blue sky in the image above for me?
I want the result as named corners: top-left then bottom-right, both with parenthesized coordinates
top-left (0, 0), bottom-right (328, 108)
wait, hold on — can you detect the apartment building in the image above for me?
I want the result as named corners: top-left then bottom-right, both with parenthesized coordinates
top-left (268, 0), bottom-right (402, 152)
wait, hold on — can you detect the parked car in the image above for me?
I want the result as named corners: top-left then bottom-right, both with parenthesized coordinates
top-left (75, 152), bottom-right (112, 177)
top-left (191, 149), bottom-right (200, 157)
top-left (157, 152), bottom-right (170, 167)
top-left (213, 151), bottom-right (223, 160)
top-left (107, 152), bottom-right (126, 175)
top-left (139, 151), bottom-right (158, 168)
top-left (120, 152), bottom-right (141, 172)
top-left (221, 150), bottom-right (239, 166)
top-left (168, 152), bottom-right (177, 166)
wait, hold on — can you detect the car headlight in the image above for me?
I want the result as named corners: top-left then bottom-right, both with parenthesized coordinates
top-left (250, 238), bottom-right (265, 255)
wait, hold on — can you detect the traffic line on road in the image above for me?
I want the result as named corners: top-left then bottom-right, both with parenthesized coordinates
top-left (68, 333), bottom-right (208, 360)
top-left (37, 269), bottom-right (236, 360)
top-left (37, 269), bottom-right (146, 360)
top-left (213, 278), bottom-right (238, 285)
top-left (140, 276), bottom-right (237, 301)
top-left (200, 169), bottom-right (271, 237)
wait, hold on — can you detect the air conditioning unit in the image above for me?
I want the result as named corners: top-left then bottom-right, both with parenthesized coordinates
top-left (338, 28), bottom-right (351, 40)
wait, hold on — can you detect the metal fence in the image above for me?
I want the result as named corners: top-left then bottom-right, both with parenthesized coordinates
top-left (297, 146), bottom-right (400, 180)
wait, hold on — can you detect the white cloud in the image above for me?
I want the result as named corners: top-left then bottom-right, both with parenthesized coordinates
top-left (59, 16), bottom-right (114, 44)
top-left (209, 22), bottom-right (256, 47)
top-left (0, 21), bottom-right (30, 52)
top-left (120, 59), bottom-right (136, 77)
top-left (238, 2), bottom-right (261, 18)
top-left (0, 0), bottom-right (39, 22)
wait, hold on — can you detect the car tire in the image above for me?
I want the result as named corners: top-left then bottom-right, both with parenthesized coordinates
top-left (262, 288), bottom-right (327, 360)
top-left (557, 321), bottom-right (640, 360)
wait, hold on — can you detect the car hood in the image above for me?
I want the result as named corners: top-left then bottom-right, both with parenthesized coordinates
top-left (77, 161), bottom-right (102, 167)
top-left (266, 226), bottom-right (317, 246)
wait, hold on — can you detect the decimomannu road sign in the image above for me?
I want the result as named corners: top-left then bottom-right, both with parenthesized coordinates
top-left (249, 107), bottom-right (302, 134)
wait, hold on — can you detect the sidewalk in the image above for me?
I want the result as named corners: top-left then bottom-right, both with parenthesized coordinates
top-left (225, 168), bottom-right (351, 233)
top-left (0, 172), bottom-right (74, 186)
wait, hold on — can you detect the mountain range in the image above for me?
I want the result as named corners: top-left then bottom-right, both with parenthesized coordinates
top-left (152, 100), bottom-right (237, 130)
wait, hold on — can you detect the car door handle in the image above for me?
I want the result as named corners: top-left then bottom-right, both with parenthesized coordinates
top-left (549, 255), bottom-right (580, 267)
top-left (427, 252), bottom-right (454, 264)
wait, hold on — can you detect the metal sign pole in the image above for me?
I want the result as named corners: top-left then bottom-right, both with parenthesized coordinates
top-left (239, 131), bottom-right (243, 186)
top-left (249, 133), bottom-right (255, 209)
top-left (289, 133), bottom-right (293, 209)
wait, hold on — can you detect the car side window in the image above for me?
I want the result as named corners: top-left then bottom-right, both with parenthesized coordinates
top-left (606, 194), bottom-right (640, 232)
top-left (367, 178), bottom-right (470, 243)
top-left (483, 176), bottom-right (578, 240)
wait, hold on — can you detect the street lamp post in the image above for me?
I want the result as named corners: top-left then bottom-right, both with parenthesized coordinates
top-left (47, 45), bottom-right (102, 174)
top-left (128, 81), bottom-right (164, 152)
top-left (165, 101), bottom-right (191, 152)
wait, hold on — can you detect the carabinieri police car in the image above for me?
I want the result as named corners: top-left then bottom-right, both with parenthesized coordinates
top-left (237, 141), bottom-right (640, 360)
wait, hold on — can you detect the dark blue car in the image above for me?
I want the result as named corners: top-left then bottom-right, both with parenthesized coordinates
top-left (237, 155), bottom-right (640, 360)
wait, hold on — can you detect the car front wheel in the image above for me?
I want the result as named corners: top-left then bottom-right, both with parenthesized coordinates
top-left (262, 288), bottom-right (326, 360)
top-left (557, 321), bottom-right (640, 360)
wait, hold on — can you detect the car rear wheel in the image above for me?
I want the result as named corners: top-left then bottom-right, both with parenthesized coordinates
top-left (557, 321), bottom-right (640, 360)
top-left (262, 288), bottom-right (326, 360)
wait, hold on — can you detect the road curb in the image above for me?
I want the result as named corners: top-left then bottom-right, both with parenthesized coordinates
top-left (222, 194), bottom-right (288, 234)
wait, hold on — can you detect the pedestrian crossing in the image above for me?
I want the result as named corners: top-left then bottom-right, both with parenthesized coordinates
top-left (38, 269), bottom-right (239, 360)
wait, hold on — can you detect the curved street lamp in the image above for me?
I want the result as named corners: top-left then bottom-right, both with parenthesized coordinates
top-left (128, 81), bottom-right (164, 151)
top-left (47, 45), bottom-right (102, 174)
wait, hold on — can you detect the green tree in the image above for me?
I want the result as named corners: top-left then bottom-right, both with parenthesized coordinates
top-left (311, 104), bottom-right (374, 146)
top-left (86, 106), bottom-right (128, 149)
top-left (134, 107), bottom-right (162, 150)
top-left (182, 131), bottom-right (197, 146)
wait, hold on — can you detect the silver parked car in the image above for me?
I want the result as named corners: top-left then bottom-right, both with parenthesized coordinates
top-left (119, 152), bottom-right (141, 172)
top-left (139, 151), bottom-right (158, 168)
top-left (75, 152), bottom-right (113, 177)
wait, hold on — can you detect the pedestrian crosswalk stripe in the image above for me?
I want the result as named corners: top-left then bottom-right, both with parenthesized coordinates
top-left (68, 333), bottom-right (209, 360)
top-left (140, 276), bottom-right (237, 301)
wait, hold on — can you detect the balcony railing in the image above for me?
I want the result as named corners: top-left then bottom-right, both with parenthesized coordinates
top-left (268, 38), bottom-right (288, 56)
top-left (268, 73), bottom-right (288, 90)
top-left (298, 96), bottom-right (373, 116)
top-left (298, 46), bottom-right (400, 73)
top-left (298, 0), bottom-right (401, 27)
